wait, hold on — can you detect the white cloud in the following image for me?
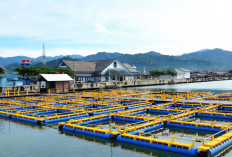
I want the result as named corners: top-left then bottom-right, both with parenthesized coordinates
top-left (1, 0), bottom-right (232, 57)
top-left (95, 24), bottom-right (128, 37)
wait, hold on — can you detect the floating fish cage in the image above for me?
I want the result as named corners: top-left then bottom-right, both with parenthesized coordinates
top-left (1, 90), bottom-right (232, 156)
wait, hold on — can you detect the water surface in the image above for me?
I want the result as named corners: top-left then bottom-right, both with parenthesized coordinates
top-left (1, 80), bottom-right (232, 157)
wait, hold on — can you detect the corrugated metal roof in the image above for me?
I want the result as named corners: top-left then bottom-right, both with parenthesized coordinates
top-left (92, 59), bottom-right (115, 71)
top-left (39, 74), bottom-right (73, 81)
top-left (59, 59), bottom-right (138, 76)
top-left (174, 68), bottom-right (191, 74)
top-left (123, 63), bottom-right (138, 73)
top-left (62, 59), bottom-right (115, 72)
top-left (63, 60), bottom-right (96, 72)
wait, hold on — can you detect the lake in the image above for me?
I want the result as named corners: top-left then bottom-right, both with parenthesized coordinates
top-left (1, 80), bottom-right (232, 157)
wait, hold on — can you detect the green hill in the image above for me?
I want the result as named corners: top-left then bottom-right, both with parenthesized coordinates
top-left (178, 48), bottom-right (232, 65)
top-left (0, 55), bottom-right (83, 67)
top-left (81, 52), bottom-right (123, 61)
top-left (5, 56), bottom-right (78, 71)
top-left (33, 56), bottom-right (79, 68)
top-left (117, 53), bottom-right (228, 71)
top-left (3, 49), bottom-right (232, 72)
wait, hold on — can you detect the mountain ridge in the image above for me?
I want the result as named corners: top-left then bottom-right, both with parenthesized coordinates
top-left (0, 54), bottom-right (83, 67)
top-left (3, 48), bottom-right (232, 72)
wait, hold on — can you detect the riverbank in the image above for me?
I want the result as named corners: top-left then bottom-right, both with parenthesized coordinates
top-left (72, 77), bottom-right (231, 90)
top-left (0, 77), bottom-right (230, 94)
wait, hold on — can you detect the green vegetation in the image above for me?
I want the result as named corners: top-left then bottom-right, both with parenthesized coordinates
top-left (33, 56), bottom-right (78, 68)
top-left (81, 52), bottom-right (123, 61)
top-left (0, 66), bottom-right (5, 74)
top-left (15, 66), bottom-right (75, 78)
top-left (149, 70), bottom-right (166, 77)
top-left (118, 53), bottom-right (228, 71)
top-left (229, 70), bottom-right (232, 74)
top-left (6, 56), bottom-right (78, 72)
top-left (4, 49), bottom-right (232, 72)
top-left (166, 69), bottom-right (177, 76)
top-left (5, 63), bottom-right (21, 72)
top-left (179, 48), bottom-right (232, 65)
top-left (149, 69), bottom-right (177, 77)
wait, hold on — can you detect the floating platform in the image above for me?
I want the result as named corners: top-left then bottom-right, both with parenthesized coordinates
top-left (2, 90), bottom-right (232, 156)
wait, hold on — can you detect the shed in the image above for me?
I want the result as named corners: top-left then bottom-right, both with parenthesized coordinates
top-left (174, 68), bottom-right (191, 79)
top-left (37, 74), bottom-right (73, 93)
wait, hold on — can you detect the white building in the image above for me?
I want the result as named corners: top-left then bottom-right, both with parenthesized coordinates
top-left (57, 59), bottom-right (138, 82)
top-left (174, 68), bottom-right (191, 79)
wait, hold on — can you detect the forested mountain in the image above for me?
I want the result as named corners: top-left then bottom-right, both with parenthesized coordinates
top-left (81, 52), bottom-right (123, 61)
top-left (5, 56), bottom-right (79, 71)
top-left (33, 56), bottom-right (79, 68)
top-left (178, 48), bottom-right (232, 65)
top-left (116, 53), bottom-right (227, 71)
top-left (0, 55), bottom-right (83, 67)
top-left (2, 49), bottom-right (232, 72)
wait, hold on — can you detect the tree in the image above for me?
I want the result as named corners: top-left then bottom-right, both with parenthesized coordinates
top-left (166, 69), bottom-right (177, 76)
top-left (149, 69), bottom-right (177, 77)
top-left (15, 66), bottom-right (76, 79)
top-left (149, 70), bottom-right (166, 77)
top-left (55, 67), bottom-right (75, 76)
top-left (15, 66), bottom-right (28, 78)
top-left (229, 70), bottom-right (232, 74)
top-left (0, 66), bottom-right (5, 74)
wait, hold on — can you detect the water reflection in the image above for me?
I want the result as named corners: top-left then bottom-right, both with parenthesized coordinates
top-left (117, 141), bottom-right (190, 157)
top-left (1, 80), bottom-right (232, 157)
top-left (61, 130), bottom-right (111, 146)
top-left (60, 129), bottom-right (190, 157)
top-left (215, 145), bottom-right (232, 157)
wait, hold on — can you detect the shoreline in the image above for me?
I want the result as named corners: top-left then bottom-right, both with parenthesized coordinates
top-left (72, 77), bottom-right (231, 90)
top-left (0, 77), bottom-right (231, 94)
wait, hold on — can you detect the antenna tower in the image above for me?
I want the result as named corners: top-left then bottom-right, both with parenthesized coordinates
top-left (42, 43), bottom-right (46, 67)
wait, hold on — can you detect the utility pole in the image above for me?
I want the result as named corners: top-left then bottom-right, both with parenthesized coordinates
top-left (43, 43), bottom-right (46, 67)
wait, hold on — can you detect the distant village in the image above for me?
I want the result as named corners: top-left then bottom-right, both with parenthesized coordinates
top-left (0, 58), bottom-right (231, 87)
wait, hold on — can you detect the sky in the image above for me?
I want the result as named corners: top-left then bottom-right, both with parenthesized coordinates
top-left (1, 0), bottom-right (232, 57)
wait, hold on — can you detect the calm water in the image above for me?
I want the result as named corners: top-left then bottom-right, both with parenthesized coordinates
top-left (1, 80), bottom-right (232, 157)
top-left (126, 80), bottom-right (232, 94)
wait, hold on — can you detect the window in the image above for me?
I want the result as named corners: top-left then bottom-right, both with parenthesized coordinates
top-left (113, 62), bottom-right (117, 68)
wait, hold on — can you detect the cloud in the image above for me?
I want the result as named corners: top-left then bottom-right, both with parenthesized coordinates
top-left (95, 24), bottom-right (128, 37)
top-left (1, 0), bottom-right (232, 57)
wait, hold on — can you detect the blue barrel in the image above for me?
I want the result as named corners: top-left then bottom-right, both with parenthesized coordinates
top-left (74, 128), bottom-right (111, 139)
top-left (79, 117), bottom-right (110, 125)
top-left (166, 121), bottom-right (223, 132)
top-left (11, 116), bottom-right (41, 124)
top-left (116, 135), bottom-right (198, 156)
top-left (208, 138), bottom-right (232, 156)
top-left (43, 113), bottom-right (89, 123)
top-left (129, 123), bottom-right (164, 135)
top-left (197, 113), bottom-right (232, 120)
